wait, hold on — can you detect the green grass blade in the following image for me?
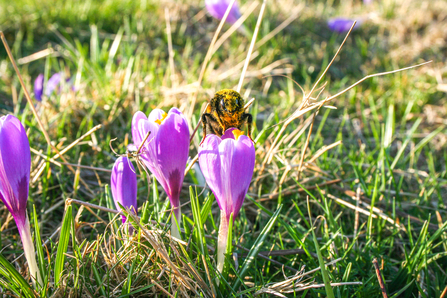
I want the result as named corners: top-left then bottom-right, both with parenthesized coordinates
top-left (32, 205), bottom-right (46, 293)
top-left (117, 283), bottom-right (155, 298)
top-left (390, 118), bottom-right (421, 169)
top-left (200, 193), bottom-right (214, 224)
top-left (390, 280), bottom-right (414, 298)
top-left (0, 253), bottom-right (36, 298)
top-left (307, 198), bottom-right (335, 298)
top-left (190, 186), bottom-right (207, 257)
top-left (54, 204), bottom-right (72, 285)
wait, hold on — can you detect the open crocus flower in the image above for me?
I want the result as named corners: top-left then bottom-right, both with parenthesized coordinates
top-left (198, 128), bottom-right (255, 272)
top-left (0, 115), bottom-right (42, 286)
top-left (132, 108), bottom-right (189, 239)
top-left (111, 156), bottom-right (138, 224)
top-left (205, 0), bottom-right (242, 25)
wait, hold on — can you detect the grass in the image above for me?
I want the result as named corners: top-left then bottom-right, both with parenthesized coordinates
top-left (0, 0), bottom-right (446, 296)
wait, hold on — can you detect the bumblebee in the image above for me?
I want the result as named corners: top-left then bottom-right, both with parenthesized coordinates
top-left (201, 89), bottom-right (253, 142)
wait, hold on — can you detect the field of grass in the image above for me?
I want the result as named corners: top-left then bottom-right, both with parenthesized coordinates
top-left (0, 0), bottom-right (446, 297)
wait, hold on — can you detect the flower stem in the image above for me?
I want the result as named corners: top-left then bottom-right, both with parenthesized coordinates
top-left (217, 211), bottom-right (229, 273)
top-left (17, 215), bottom-right (42, 287)
top-left (171, 205), bottom-right (181, 239)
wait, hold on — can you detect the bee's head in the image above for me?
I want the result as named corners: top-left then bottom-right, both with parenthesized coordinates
top-left (215, 89), bottom-right (245, 115)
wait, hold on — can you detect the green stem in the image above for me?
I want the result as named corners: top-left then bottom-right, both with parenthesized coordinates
top-left (217, 211), bottom-right (229, 273)
top-left (171, 205), bottom-right (181, 239)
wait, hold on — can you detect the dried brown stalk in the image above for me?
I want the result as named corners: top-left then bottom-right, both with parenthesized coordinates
top-left (373, 258), bottom-right (388, 298)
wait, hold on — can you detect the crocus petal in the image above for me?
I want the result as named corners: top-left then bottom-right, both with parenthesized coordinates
top-left (34, 74), bottom-right (44, 102)
top-left (327, 18), bottom-right (362, 33)
top-left (148, 109), bottom-right (166, 123)
top-left (218, 139), bottom-right (236, 217)
top-left (227, 135), bottom-right (255, 217)
top-left (155, 108), bottom-right (190, 206)
top-left (132, 111), bottom-right (162, 186)
top-left (111, 156), bottom-right (138, 223)
top-left (205, 0), bottom-right (242, 24)
top-left (44, 73), bottom-right (62, 97)
top-left (198, 134), bottom-right (224, 209)
top-left (221, 127), bottom-right (237, 140)
top-left (0, 115), bottom-right (31, 225)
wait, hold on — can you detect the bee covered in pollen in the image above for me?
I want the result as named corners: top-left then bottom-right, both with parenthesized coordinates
top-left (201, 89), bottom-right (253, 142)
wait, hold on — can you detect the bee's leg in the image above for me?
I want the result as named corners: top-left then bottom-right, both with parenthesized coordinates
top-left (201, 113), bottom-right (213, 145)
top-left (242, 113), bottom-right (254, 142)
top-left (201, 114), bottom-right (208, 140)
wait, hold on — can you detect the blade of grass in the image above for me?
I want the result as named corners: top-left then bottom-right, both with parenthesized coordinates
top-left (0, 253), bottom-right (35, 298)
top-left (307, 197), bottom-right (335, 298)
top-left (32, 205), bottom-right (46, 294)
top-left (190, 186), bottom-right (207, 257)
top-left (54, 204), bottom-right (72, 285)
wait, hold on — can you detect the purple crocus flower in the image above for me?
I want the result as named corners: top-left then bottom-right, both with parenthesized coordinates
top-left (132, 107), bottom-right (190, 238)
top-left (33, 72), bottom-right (72, 102)
top-left (111, 156), bottom-right (138, 224)
top-left (34, 74), bottom-right (44, 102)
top-left (44, 73), bottom-right (62, 97)
top-left (327, 18), bottom-right (362, 33)
top-left (0, 115), bottom-right (42, 286)
top-left (198, 128), bottom-right (255, 272)
top-left (205, 0), bottom-right (242, 25)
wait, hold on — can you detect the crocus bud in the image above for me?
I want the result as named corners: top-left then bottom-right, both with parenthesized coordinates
top-left (205, 0), bottom-right (250, 36)
top-left (45, 73), bottom-right (62, 98)
top-left (132, 108), bottom-right (190, 239)
top-left (111, 156), bottom-right (138, 223)
top-left (34, 74), bottom-right (44, 102)
top-left (198, 128), bottom-right (255, 272)
top-left (327, 18), bottom-right (362, 33)
top-left (205, 0), bottom-right (242, 25)
top-left (33, 72), bottom-right (73, 102)
top-left (0, 115), bottom-right (42, 286)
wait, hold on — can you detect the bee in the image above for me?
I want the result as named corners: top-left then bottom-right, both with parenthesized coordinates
top-left (201, 89), bottom-right (253, 142)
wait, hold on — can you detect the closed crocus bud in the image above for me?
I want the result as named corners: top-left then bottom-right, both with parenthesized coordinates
top-left (205, 0), bottom-right (242, 25)
top-left (132, 108), bottom-right (190, 239)
top-left (33, 72), bottom-right (74, 102)
top-left (111, 156), bottom-right (138, 224)
top-left (0, 115), bottom-right (42, 286)
top-left (327, 18), bottom-right (362, 33)
top-left (198, 128), bottom-right (255, 272)
top-left (44, 73), bottom-right (62, 98)
top-left (34, 74), bottom-right (44, 102)
top-left (205, 0), bottom-right (249, 36)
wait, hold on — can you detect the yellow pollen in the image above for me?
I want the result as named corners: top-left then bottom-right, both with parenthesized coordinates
top-left (232, 129), bottom-right (244, 140)
top-left (154, 112), bottom-right (168, 125)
